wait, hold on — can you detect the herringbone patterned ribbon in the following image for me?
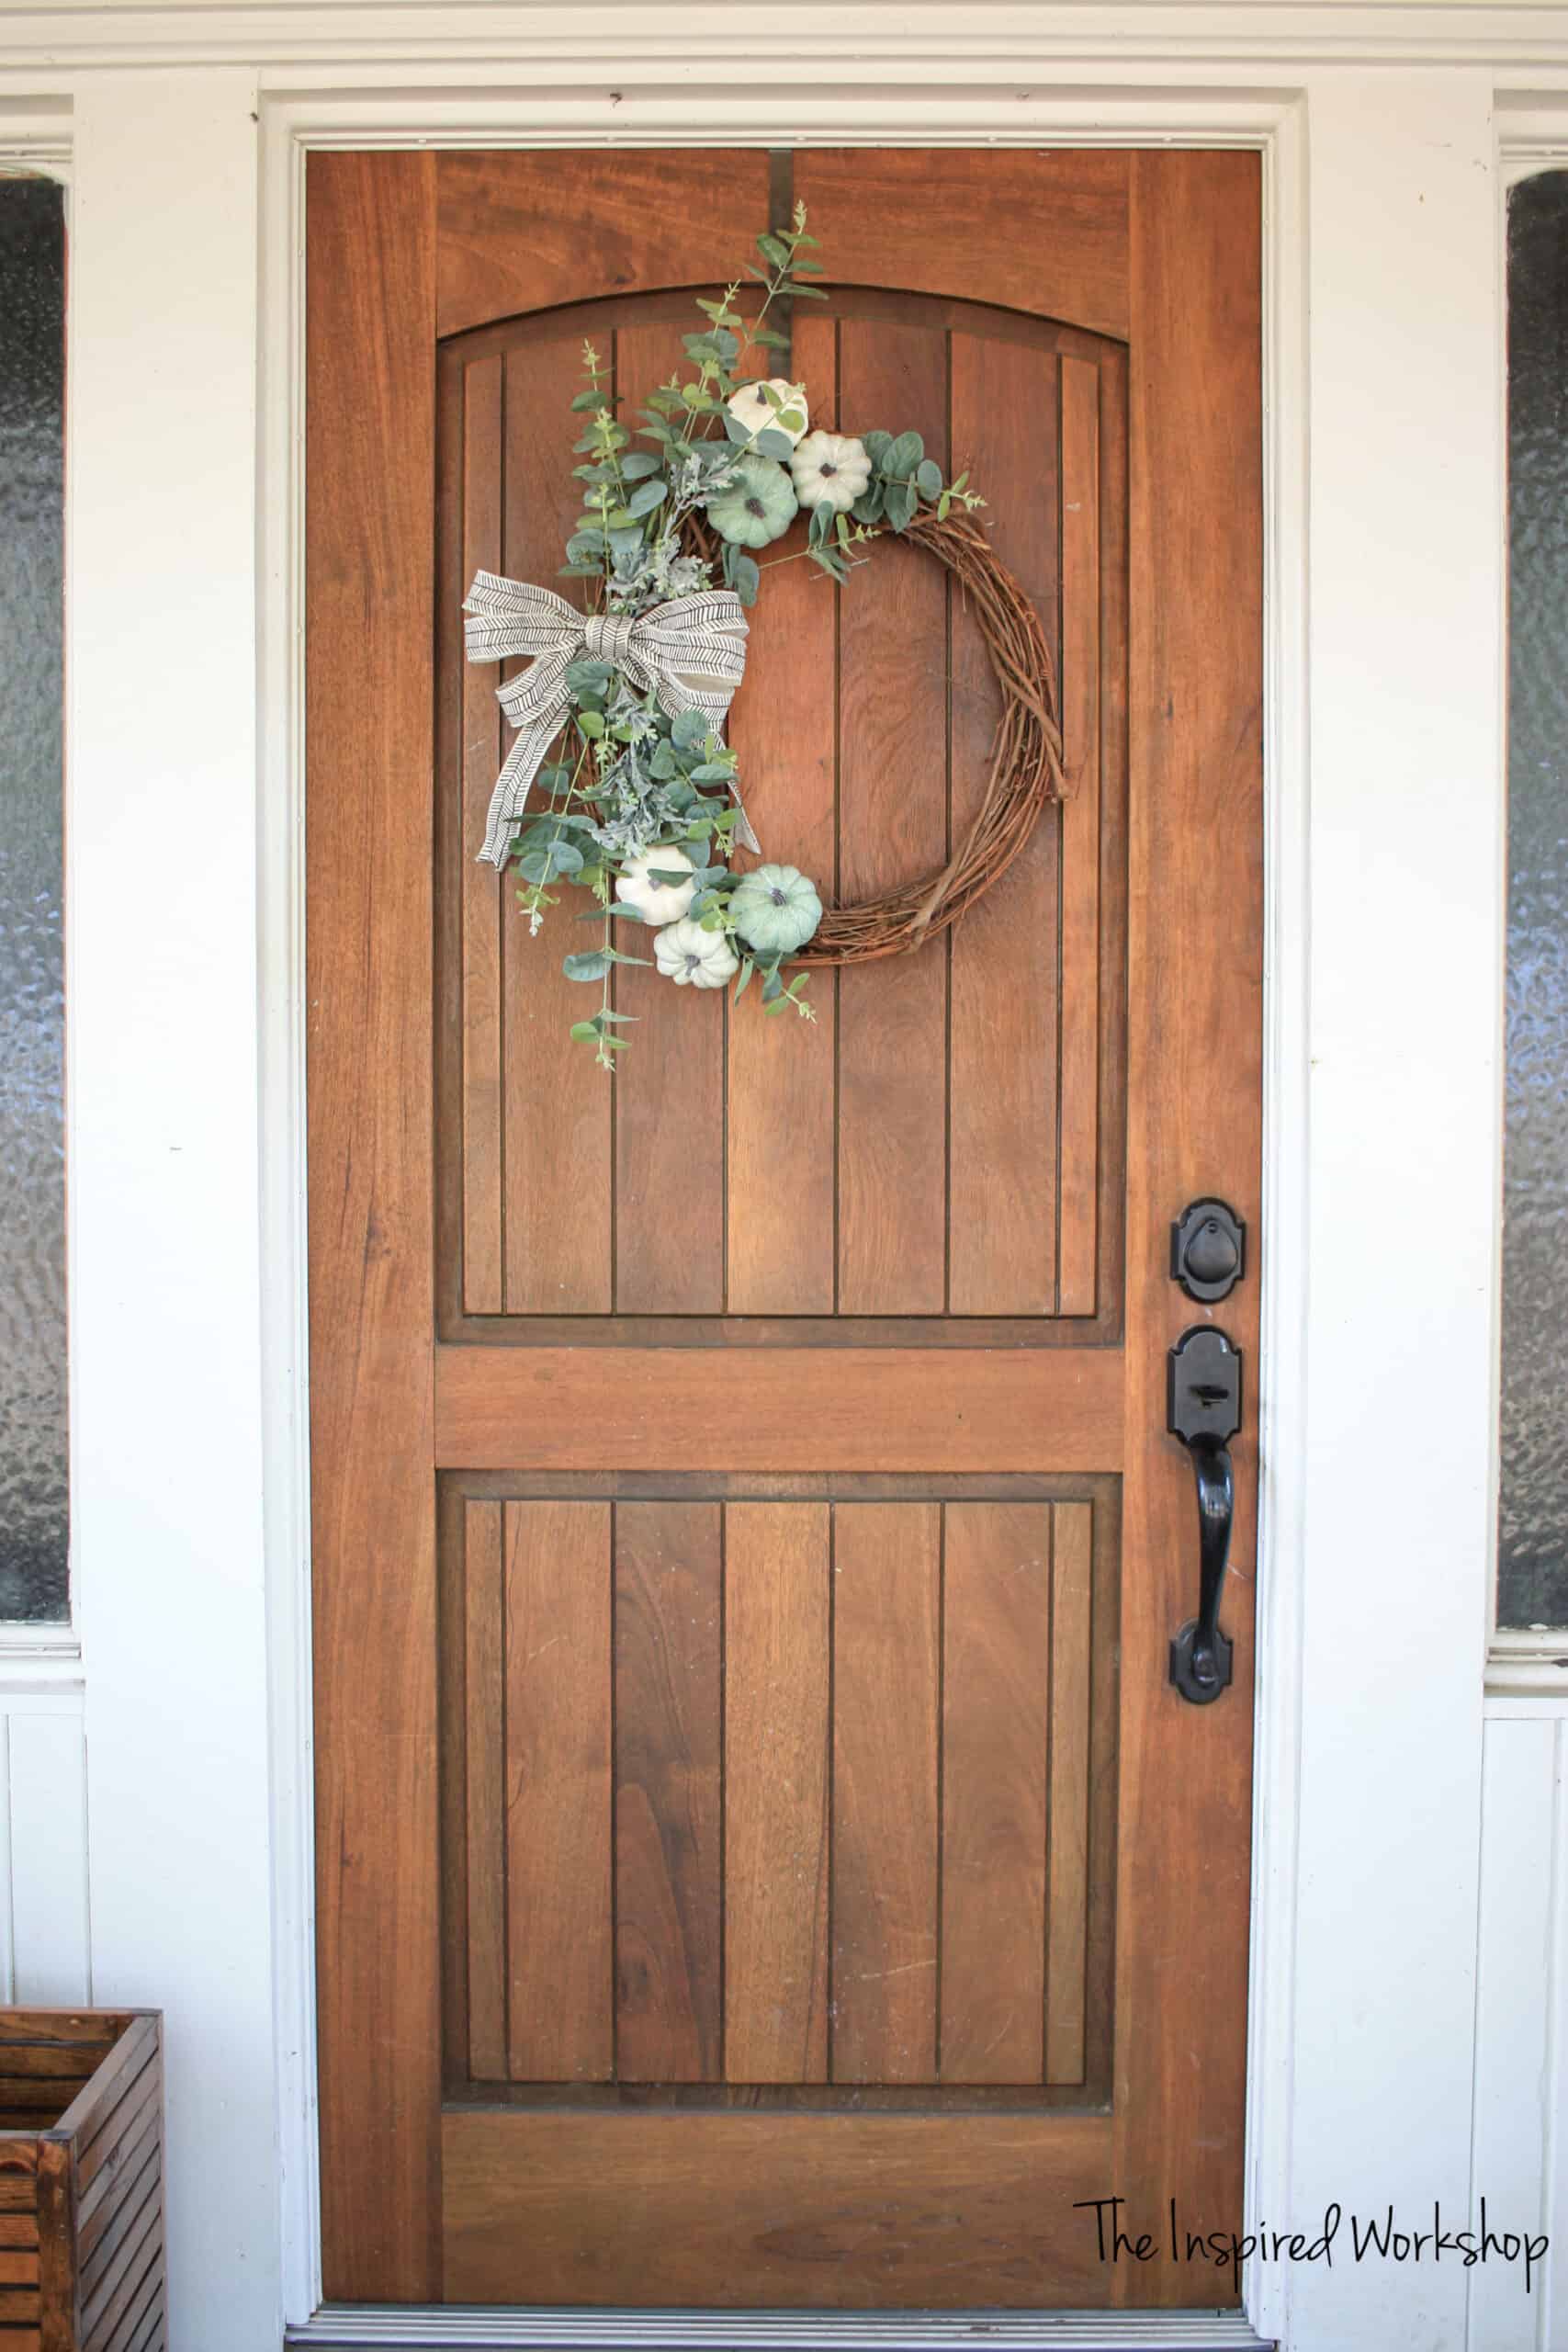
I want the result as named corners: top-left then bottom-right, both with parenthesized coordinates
top-left (463, 571), bottom-right (755, 865)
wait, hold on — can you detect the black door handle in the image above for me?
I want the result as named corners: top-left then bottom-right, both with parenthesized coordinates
top-left (1167, 1326), bottom-right (1242, 1705)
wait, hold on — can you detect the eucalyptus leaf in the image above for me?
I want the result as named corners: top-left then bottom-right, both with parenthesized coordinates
top-left (916, 458), bottom-right (943, 500)
top-left (671, 708), bottom-right (710, 751)
top-left (883, 430), bottom-right (924, 479)
top-left (753, 427), bottom-right (795, 461)
top-left (625, 478), bottom-right (668, 516)
top-left (562, 950), bottom-right (612, 982)
top-left (618, 451), bottom-right (663, 480)
top-left (733, 552), bottom-right (761, 606)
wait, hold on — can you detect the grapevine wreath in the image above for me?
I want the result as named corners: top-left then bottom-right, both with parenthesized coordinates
top-left (464, 203), bottom-right (1069, 1067)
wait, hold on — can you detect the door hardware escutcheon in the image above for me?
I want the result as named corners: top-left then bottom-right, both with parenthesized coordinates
top-left (1170, 1197), bottom-right (1246, 1302)
top-left (1167, 1325), bottom-right (1242, 1705)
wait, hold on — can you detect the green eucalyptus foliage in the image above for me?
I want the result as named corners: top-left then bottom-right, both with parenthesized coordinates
top-left (490, 199), bottom-right (984, 1067)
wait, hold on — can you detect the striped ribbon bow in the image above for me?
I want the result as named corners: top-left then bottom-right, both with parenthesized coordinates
top-left (463, 571), bottom-right (754, 866)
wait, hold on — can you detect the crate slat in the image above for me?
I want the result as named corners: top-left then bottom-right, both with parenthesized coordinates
top-left (0, 2010), bottom-right (163, 2352)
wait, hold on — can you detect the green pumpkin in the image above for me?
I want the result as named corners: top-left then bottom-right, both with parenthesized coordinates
top-left (731, 863), bottom-right (823, 955)
top-left (705, 454), bottom-right (798, 550)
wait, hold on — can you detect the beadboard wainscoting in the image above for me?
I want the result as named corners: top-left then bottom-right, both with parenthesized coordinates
top-left (1471, 1671), bottom-right (1568, 2352)
top-left (0, 1679), bottom-right (90, 2006)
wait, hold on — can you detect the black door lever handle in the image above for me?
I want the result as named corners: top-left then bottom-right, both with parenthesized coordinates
top-left (1167, 1326), bottom-right (1242, 1705)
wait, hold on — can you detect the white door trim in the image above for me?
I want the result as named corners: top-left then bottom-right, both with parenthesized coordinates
top-left (257, 72), bottom-right (1310, 2348)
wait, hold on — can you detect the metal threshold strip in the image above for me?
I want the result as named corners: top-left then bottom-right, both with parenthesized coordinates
top-left (289, 2309), bottom-right (1274, 2351)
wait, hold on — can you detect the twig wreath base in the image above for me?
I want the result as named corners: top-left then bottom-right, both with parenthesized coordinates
top-left (790, 508), bottom-right (1067, 966)
top-left (463, 203), bottom-right (1074, 1064)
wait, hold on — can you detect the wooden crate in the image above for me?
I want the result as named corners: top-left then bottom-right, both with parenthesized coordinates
top-left (0, 2010), bottom-right (164, 2352)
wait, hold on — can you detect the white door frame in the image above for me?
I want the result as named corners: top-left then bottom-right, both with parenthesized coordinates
top-left (0, 11), bottom-right (1538, 2349)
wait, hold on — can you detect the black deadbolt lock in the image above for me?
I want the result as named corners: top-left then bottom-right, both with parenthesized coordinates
top-left (1170, 1197), bottom-right (1246, 1302)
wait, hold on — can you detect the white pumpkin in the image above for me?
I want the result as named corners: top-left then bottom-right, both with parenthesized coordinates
top-left (615, 843), bottom-right (697, 925)
top-left (790, 430), bottom-right (873, 514)
top-left (653, 918), bottom-right (739, 989)
top-left (725, 378), bottom-right (809, 448)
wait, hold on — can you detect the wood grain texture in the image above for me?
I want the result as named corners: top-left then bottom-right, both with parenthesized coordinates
top-left (320, 142), bottom-right (1260, 2315)
top-left (504, 1502), bottom-right (614, 2082)
top-left (794, 150), bottom-right (1130, 343)
top-left (947, 334), bottom-right (1061, 1314)
top-left (0, 2013), bottom-right (163, 2352)
top-left (305, 149), bottom-right (441, 2304)
top-left (831, 1504), bottom-right (940, 2083)
top-left (436, 150), bottom-right (773, 340)
top-left (501, 333), bottom-right (612, 1313)
top-left (457, 354), bottom-right (504, 1313)
top-left (462, 1503), bottom-right (507, 2080)
top-left (443, 2107), bottom-right (1113, 2307)
top-left (1058, 356), bottom-right (1105, 1317)
top-left (436, 1344), bottom-right (1122, 1472)
top-left (614, 1503), bottom-right (724, 2082)
top-left (1112, 149), bottom-right (1263, 2307)
top-left (723, 1504), bottom-right (830, 2084)
top-left (724, 309), bottom-right (839, 1315)
top-left (1045, 1500), bottom-right (1094, 2085)
top-left (835, 320), bottom-right (950, 1315)
top-left (939, 1504), bottom-right (1050, 2085)
top-left (611, 322), bottom-right (728, 1315)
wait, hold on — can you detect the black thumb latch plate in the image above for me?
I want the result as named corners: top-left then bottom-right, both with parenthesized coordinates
top-left (1167, 1325), bottom-right (1242, 1446)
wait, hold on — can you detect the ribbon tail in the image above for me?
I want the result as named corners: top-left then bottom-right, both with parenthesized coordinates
top-left (478, 712), bottom-right (558, 867)
top-left (728, 785), bottom-right (761, 854)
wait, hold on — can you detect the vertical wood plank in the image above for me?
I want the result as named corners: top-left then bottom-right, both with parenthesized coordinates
top-left (1115, 151), bottom-right (1262, 2306)
top-left (947, 335), bottom-right (1061, 1315)
top-left (501, 334), bottom-right (613, 1313)
top-left (463, 1502), bottom-right (507, 2080)
top-left (307, 149), bottom-right (440, 2303)
top-left (1045, 1501), bottom-right (1093, 2085)
top-left (835, 322), bottom-right (950, 1315)
top-left (504, 1501), bottom-right (614, 2081)
top-left (1058, 356), bottom-right (1104, 1316)
top-left (458, 356), bottom-right (504, 1313)
top-left (724, 1504), bottom-right (830, 2084)
top-left (615, 1502), bottom-right (724, 2083)
top-left (612, 322), bottom-right (728, 1313)
top-left (831, 1503), bottom-right (940, 2082)
top-left (725, 311), bottom-right (838, 1314)
top-left (939, 1504), bottom-right (1050, 2084)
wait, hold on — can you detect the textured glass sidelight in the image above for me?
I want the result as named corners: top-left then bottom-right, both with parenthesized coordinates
top-left (1500, 173), bottom-right (1568, 1627)
top-left (0, 179), bottom-right (68, 1623)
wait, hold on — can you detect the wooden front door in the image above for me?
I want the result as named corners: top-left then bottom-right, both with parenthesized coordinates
top-left (307, 146), bottom-right (1261, 2312)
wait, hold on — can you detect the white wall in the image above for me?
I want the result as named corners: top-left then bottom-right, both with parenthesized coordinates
top-left (1470, 1689), bottom-right (1568, 2352)
top-left (0, 1684), bottom-right (88, 2004)
top-left (68, 65), bottom-right (281, 2352)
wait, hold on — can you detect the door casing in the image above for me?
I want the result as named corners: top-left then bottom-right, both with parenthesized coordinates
top-left (266, 74), bottom-right (1316, 2352)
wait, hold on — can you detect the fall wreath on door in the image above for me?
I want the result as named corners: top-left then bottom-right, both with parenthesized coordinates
top-left (464, 205), bottom-right (1067, 1065)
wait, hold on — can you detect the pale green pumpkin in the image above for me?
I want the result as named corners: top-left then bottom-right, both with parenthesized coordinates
top-left (731, 863), bottom-right (823, 955)
top-left (705, 454), bottom-right (798, 549)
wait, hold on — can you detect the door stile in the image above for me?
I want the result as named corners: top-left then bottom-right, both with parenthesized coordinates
top-left (307, 149), bottom-right (443, 2305)
top-left (1113, 152), bottom-right (1263, 2300)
